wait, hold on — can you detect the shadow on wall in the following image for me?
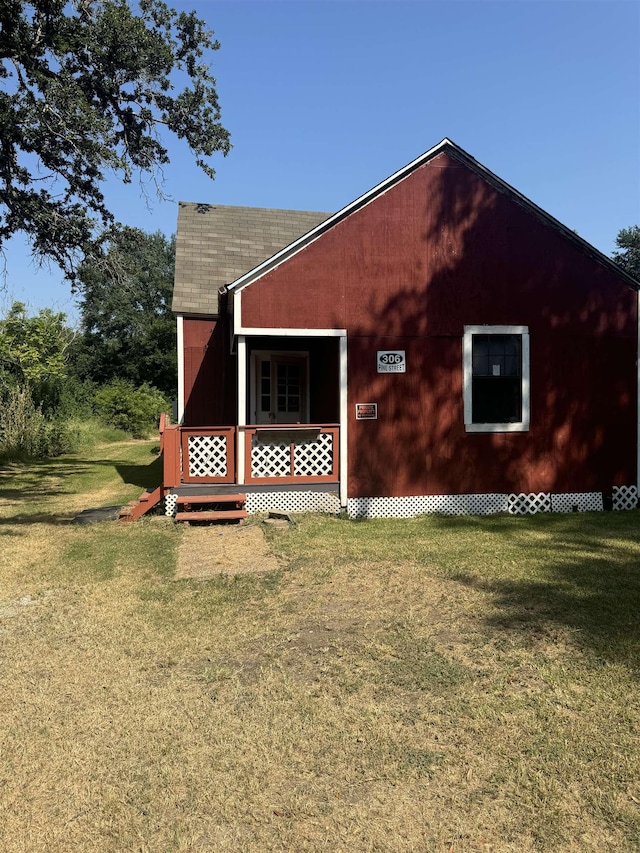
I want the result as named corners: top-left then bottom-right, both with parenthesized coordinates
top-left (341, 157), bottom-right (636, 499)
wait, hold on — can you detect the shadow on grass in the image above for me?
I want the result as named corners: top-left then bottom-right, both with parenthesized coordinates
top-left (429, 512), bottom-right (640, 672)
top-left (0, 457), bottom-right (93, 502)
top-left (115, 455), bottom-right (162, 491)
top-left (0, 452), bottom-right (162, 526)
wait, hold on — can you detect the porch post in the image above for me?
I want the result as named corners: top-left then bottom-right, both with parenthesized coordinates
top-left (237, 334), bottom-right (246, 485)
top-left (177, 315), bottom-right (184, 424)
top-left (339, 334), bottom-right (348, 508)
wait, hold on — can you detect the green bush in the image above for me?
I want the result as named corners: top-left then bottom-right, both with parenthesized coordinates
top-left (94, 380), bottom-right (168, 438)
top-left (0, 385), bottom-right (74, 460)
top-left (54, 376), bottom-right (97, 420)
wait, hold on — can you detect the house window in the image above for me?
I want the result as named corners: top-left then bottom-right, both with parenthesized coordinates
top-left (463, 325), bottom-right (530, 432)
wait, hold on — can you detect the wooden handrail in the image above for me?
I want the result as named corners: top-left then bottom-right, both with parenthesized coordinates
top-left (162, 423), bottom-right (181, 488)
top-left (239, 423), bottom-right (339, 430)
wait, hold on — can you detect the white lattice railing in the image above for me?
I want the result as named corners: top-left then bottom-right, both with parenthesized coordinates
top-left (180, 427), bottom-right (235, 483)
top-left (175, 424), bottom-right (339, 485)
top-left (242, 425), bottom-right (339, 483)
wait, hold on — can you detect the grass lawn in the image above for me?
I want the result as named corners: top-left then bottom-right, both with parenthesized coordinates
top-left (1, 441), bottom-right (640, 851)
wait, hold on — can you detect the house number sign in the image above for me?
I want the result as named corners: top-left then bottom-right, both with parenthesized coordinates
top-left (377, 350), bottom-right (406, 373)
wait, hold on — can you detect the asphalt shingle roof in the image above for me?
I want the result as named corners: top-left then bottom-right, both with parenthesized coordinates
top-left (172, 202), bottom-right (330, 315)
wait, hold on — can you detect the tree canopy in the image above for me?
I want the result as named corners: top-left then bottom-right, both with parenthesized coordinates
top-left (0, 300), bottom-right (73, 416)
top-left (613, 226), bottom-right (640, 282)
top-left (71, 226), bottom-right (177, 396)
top-left (0, 0), bottom-right (230, 277)
top-left (0, 301), bottom-right (70, 386)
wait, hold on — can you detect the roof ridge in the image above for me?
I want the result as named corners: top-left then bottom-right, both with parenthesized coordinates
top-left (226, 138), bottom-right (639, 293)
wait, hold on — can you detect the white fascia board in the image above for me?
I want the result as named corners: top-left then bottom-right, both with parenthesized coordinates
top-left (448, 154), bottom-right (640, 293)
top-left (226, 135), bottom-right (639, 300)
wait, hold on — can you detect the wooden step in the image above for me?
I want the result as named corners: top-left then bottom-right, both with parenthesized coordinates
top-left (176, 493), bottom-right (246, 506)
top-left (118, 485), bottom-right (163, 522)
top-left (175, 509), bottom-right (247, 523)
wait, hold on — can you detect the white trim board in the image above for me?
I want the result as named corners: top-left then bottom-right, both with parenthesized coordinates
top-left (227, 138), bottom-right (455, 297)
top-left (232, 287), bottom-right (347, 338)
top-left (237, 335), bottom-right (247, 485)
top-left (177, 315), bottom-right (185, 424)
top-left (237, 326), bottom-right (347, 337)
top-left (463, 324), bottom-right (530, 433)
top-left (339, 335), bottom-right (348, 508)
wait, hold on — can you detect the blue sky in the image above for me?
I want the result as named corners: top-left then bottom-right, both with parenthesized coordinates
top-left (3, 0), bottom-right (639, 323)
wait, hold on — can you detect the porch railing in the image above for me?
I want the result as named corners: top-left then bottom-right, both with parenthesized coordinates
top-left (180, 426), bottom-right (236, 483)
top-left (160, 419), bottom-right (339, 488)
top-left (241, 425), bottom-right (339, 484)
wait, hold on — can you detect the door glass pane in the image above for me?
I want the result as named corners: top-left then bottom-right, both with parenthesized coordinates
top-left (260, 360), bottom-right (270, 412)
top-left (276, 363), bottom-right (301, 413)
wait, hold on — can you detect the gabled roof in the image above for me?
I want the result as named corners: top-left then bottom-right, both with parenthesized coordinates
top-left (172, 203), bottom-right (330, 315)
top-left (226, 138), bottom-right (640, 295)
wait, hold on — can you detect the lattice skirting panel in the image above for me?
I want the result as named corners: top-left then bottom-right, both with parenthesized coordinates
top-left (245, 491), bottom-right (340, 515)
top-left (348, 491), bottom-right (607, 519)
top-left (613, 485), bottom-right (638, 511)
top-left (508, 492), bottom-right (603, 514)
top-left (348, 494), bottom-right (509, 519)
top-left (508, 492), bottom-right (552, 515)
top-left (550, 492), bottom-right (603, 513)
top-left (164, 493), bottom-right (178, 517)
top-left (164, 488), bottom-right (631, 519)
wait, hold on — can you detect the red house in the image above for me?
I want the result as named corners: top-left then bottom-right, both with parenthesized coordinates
top-left (159, 138), bottom-right (639, 521)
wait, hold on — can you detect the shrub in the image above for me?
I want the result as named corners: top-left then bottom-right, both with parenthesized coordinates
top-left (54, 376), bottom-right (97, 420)
top-left (0, 385), bottom-right (73, 460)
top-left (94, 381), bottom-right (168, 438)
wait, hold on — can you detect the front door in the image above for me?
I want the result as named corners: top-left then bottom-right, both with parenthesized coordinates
top-left (252, 352), bottom-right (309, 424)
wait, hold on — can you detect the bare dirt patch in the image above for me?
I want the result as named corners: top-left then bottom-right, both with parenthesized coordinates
top-left (176, 521), bottom-right (280, 578)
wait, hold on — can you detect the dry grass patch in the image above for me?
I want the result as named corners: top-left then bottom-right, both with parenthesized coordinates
top-left (176, 522), bottom-right (280, 578)
top-left (2, 454), bottom-right (640, 851)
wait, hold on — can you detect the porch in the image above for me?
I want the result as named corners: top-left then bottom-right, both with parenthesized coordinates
top-left (159, 416), bottom-right (341, 517)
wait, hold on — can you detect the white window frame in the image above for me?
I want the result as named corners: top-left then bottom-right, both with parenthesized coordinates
top-left (463, 324), bottom-right (530, 433)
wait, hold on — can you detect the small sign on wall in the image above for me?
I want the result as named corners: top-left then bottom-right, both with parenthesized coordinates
top-left (356, 403), bottom-right (378, 420)
top-left (377, 350), bottom-right (406, 373)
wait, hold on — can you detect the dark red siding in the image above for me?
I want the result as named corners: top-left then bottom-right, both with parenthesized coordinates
top-left (237, 152), bottom-right (637, 498)
top-left (183, 317), bottom-right (236, 426)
